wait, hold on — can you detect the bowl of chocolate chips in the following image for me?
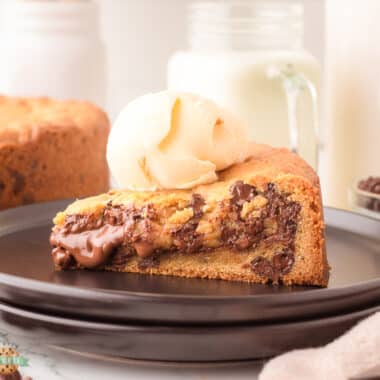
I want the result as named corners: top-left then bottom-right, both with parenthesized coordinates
top-left (350, 176), bottom-right (380, 219)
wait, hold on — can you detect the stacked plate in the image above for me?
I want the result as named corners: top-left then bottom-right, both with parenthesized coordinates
top-left (0, 201), bottom-right (379, 362)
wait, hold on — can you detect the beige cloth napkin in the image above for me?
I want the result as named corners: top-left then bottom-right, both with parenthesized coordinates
top-left (259, 312), bottom-right (380, 380)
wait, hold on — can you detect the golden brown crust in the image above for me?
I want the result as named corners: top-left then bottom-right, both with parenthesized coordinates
top-left (52, 143), bottom-right (329, 287)
top-left (0, 96), bottom-right (110, 210)
top-left (220, 142), bottom-right (320, 187)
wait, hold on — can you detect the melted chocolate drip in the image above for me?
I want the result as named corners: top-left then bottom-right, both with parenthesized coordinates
top-left (50, 224), bottom-right (124, 268)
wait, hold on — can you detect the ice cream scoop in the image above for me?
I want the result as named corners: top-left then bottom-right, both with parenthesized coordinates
top-left (107, 91), bottom-right (250, 190)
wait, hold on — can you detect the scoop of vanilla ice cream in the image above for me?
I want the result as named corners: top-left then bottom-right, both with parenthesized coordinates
top-left (107, 91), bottom-right (250, 190)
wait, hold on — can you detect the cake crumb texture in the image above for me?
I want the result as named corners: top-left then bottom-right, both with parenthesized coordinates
top-left (0, 96), bottom-right (110, 210)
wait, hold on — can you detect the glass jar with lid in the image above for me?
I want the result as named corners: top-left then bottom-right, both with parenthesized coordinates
top-left (0, 0), bottom-right (106, 108)
top-left (168, 0), bottom-right (320, 169)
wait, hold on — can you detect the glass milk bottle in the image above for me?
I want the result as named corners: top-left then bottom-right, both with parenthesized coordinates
top-left (322, 0), bottom-right (380, 210)
top-left (168, 0), bottom-right (320, 169)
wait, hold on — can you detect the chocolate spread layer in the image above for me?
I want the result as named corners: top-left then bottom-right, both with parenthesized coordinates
top-left (50, 182), bottom-right (301, 280)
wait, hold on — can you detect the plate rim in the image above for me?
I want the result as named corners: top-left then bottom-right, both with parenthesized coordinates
top-left (2, 300), bottom-right (379, 362)
top-left (1, 300), bottom-right (379, 331)
top-left (1, 270), bottom-right (380, 304)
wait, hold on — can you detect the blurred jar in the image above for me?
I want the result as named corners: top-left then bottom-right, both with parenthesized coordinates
top-left (168, 0), bottom-right (320, 169)
top-left (322, 0), bottom-right (380, 210)
top-left (0, 0), bottom-right (106, 108)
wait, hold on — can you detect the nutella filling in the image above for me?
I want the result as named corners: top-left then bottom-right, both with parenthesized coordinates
top-left (50, 182), bottom-right (301, 281)
top-left (50, 224), bottom-right (124, 268)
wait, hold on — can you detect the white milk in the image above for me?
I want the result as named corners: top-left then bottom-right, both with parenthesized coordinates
top-left (322, 0), bottom-right (380, 209)
top-left (168, 1), bottom-right (320, 169)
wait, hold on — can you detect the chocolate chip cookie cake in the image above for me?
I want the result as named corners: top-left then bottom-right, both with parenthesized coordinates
top-left (50, 143), bottom-right (328, 286)
top-left (0, 96), bottom-right (110, 210)
top-left (50, 91), bottom-right (328, 286)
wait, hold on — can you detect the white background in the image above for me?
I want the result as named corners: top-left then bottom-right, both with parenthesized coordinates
top-left (95, 0), bottom-right (325, 118)
top-left (0, 0), bottom-right (325, 118)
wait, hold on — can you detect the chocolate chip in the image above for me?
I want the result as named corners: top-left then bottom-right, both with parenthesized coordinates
top-left (220, 224), bottom-right (237, 245)
top-left (63, 214), bottom-right (101, 233)
top-left (103, 203), bottom-right (156, 228)
top-left (8, 169), bottom-right (25, 195)
top-left (190, 193), bottom-right (205, 218)
top-left (0, 181), bottom-right (5, 194)
top-left (103, 203), bottom-right (128, 225)
top-left (250, 249), bottom-right (295, 282)
top-left (138, 256), bottom-right (160, 270)
top-left (31, 159), bottom-right (39, 170)
top-left (221, 181), bottom-right (263, 249)
top-left (170, 194), bottom-right (205, 253)
top-left (108, 245), bottom-right (134, 269)
top-left (263, 185), bottom-right (300, 244)
top-left (172, 221), bottom-right (203, 253)
top-left (250, 256), bottom-right (275, 279)
top-left (359, 176), bottom-right (380, 194)
top-left (358, 177), bottom-right (380, 213)
top-left (369, 199), bottom-right (380, 212)
top-left (230, 181), bottom-right (257, 206)
top-left (221, 217), bottom-right (264, 250)
top-left (273, 249), bottom-right (295, 275)
top-left (22, 193), bottom-right (34, 205)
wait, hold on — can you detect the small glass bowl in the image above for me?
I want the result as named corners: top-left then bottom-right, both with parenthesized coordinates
top-left (349, 179), bottom-right (380, 220)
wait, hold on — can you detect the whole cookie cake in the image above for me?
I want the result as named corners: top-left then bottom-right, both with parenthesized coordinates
top-left (0, 96), bottom-right (110, 210)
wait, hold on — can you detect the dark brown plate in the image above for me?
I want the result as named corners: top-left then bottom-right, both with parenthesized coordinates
top-left (0, 200), bottom-right (379, 325)
top-left (0, 301), bottom-right (378, 361)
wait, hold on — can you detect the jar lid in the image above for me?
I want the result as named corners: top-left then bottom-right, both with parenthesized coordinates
top-left (188, 0), bottom-right (304, 50)
top-left (1, 0), bottom-right (100, 35)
